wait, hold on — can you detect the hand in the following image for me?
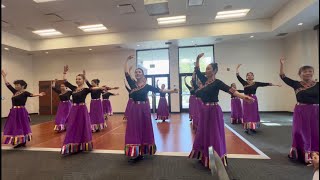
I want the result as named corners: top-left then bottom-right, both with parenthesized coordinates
top-left (243, 96), bottom-right (254, 103)
top-left (63, 65), bottom-right (69, 73)
top-left (39, 92), bottom-right (46, 96)
top-left (82, 70), bottom-right (86, 76)
top-left (173, 88), bottom-right (179, 93)
top-left (280, 57), bottom-right (285, 65)
top-left (236, 64), bottom-right (242, 69)
top-left (312, 152), bottom-right (319, 170)
top-left (271, 83), bottom-right (282, 87)
top-left (127, 55), bottom-right (134, 61)
top-left (197, 53), bottom-right (204, 59)
top-left (1, 70), bottom-right (7, 77)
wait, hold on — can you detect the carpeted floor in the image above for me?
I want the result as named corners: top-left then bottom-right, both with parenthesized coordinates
top-left (1, 112), bottom-right (315, 180)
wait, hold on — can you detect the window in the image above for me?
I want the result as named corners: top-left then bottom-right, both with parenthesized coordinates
top-left (136, 49), bottom-right (169, 75)
top-left (179, 46), bottom-right (214, 74)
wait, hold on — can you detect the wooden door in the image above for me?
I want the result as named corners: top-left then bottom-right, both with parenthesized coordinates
top-left (52, 80), bottom-right (65, 114)
top-left (39, 81), bottom-right (52, 115)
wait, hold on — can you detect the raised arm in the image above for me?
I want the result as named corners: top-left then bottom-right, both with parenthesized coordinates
top-left (124, 55), bottom-right (134, 74)
top-left (184, 76), bottom-right (192, 90)
top-left (52, 79), bottom-right (61, 94)
top-left (195, 53), bottom-right (207, 84)
top-left (2, 70), bottom-right (17, 94)
top-left (218, 80), bottom-right (254, 103)
top-left (235, 64), bottom-right (247, 85)
top-left (279, 58), bottom-right (298, 88)
top-left (62, 65), bottom-right (77, 91)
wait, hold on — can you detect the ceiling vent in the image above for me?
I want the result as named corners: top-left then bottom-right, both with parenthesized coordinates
top-left (144, 0), bottom-right (169, 16)
top-left (44, 13), bottom-right (64, 22)
top-left (188, 0), bottom-right (204, 6)
top-left (117, 4), bottom-right (136, 14)
top-left (276, 33), bottom-right (288, 37)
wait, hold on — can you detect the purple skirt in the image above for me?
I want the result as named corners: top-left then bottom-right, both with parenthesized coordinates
top-left (125, 101), bottom-right (156, 157)
top-left (61, 104), bottom-right (93, 155)
top-left (90, 99), bottom-right (106, 132)
top-left (289, 104), bottom-right (319, 163)
top-left (54, 101), bottom-right (72, 132)
top-left (189, 103), bottom-right (227, 168)
top-left (156, 97), bottom-right (169, 120)
top-left (189, 95), bottom-right (196, 120)
top-left (192, 98), bottom-right (202, 130)
top-left (102, 99), bottom-right (113, 116)
top-left (230, 98), bottom-right (243, 124)
top-left (242, 95), bottom-right (260, 129)
top-left (3, 107), bottom-right (32, 146)
top-left (124, 98), bottom-right (133, 120)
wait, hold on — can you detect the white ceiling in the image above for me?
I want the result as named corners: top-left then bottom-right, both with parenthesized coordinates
top-left (2, 0), bottom-right (291, 40)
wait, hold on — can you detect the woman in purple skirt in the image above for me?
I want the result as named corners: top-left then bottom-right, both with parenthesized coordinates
top-left (1, 70), bottom-right (45, 148)
top-left (102, 90), bottom-right (119, 117)
top-left (184, 73), bottom-right (197, 121)
top-left (192, 79), bottom-right (203, 130)
top-left (189, 53), bottom-right (254, 168)
top-left (280, 58), bottom-right (319, 164)
top-left (236, 64), bottom-right (281, 134)
top-left (52, 79), bottom-right (72, 132)
top-left (124, 55), bottom-right (177, 163)
top-left (155, 81), bottom-right (178, 122)
top-left (85, 79), bottom-right (118, 132)
top-left (230, 83), bottom-right (244, 124)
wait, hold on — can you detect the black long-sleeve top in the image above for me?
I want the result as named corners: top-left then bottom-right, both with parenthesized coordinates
top-left (236, 73), bottom-right (272, 95)
top-left (102, 92), bottom-right (115, 100)
top-left (86, 80), bottom-right (103, 99)
top-left (6, 83), bottom-right (33, 106)
top-left (280, 74), bottom-right (319, 104)
top-left (52, 86), bottom-right (72, 101)
top-left (195, 67), bottom-right (235, 103)
top-left (125, 85), bottom-right (133, 99)
top-left (125, 73), bottom-right (160, 101)
top-left (185, 79), bottom-right (197, 95)
top-left (65, 81), bottom-right (90, 104)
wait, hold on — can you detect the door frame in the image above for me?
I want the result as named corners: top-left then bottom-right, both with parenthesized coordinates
top-left (179, 73), bottom-right (193, 112)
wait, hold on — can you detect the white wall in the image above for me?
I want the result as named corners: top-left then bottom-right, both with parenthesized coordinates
top-left (1, 51), bottom-right (36, 117)
top-left (31, 50), bottom-right (135, 113)
top-left (215, 39), bottom-right (288, 112)
top-left (283, 29), bottom-right (319, 110)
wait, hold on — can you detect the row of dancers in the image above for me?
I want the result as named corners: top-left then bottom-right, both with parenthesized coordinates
top-left (1, 54), bottom-right (318, 171)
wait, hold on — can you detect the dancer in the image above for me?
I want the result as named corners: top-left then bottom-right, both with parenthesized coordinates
top-left (184, 73), bottom-right (197, 121)
top-left (189, 53), bottom-right (254, 168)
top-left (60, 65), bottom-right (107, 155)
top-left (192, 78), bottom-right (202, 130)
top-left (236, 64), bottom-right (281, 134)
top-left (85, 79), bottom-right (118, 132)
top-left (102, 90), bottom-right (119, 117)
top-left (155, 80), bottom-right (178, 122)
top-left (230, 83), bottom-right (244, 124)
top-left (52, 79), bottom-right (72, 132)
top-left (124, 55), bottom-right (177, 162)
top-left (280, 58), bottom-right (319, 164)
top-left (2, 70), bottom-right (45, 148)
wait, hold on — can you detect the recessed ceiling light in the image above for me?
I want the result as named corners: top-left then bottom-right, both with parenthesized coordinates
top-left (250, 35), bottom-right (254, 38)
top-left (188, 0), bottom-right (204, 6)
top-left (2, 4), bottom-right (5, 8)
top-left (78, 24), bottom-right (108, 32)
top-left (89, 49), bottom-right (92, 51)
top-left (215, 9), bottom-right (250, 20)
top-left (298, 23), bottom-right (303, 26)
top-left (4, 47), bottom-right (9, 51)
top-left (32, 29), bottom-right (63, 36)
top-left (33, 0), bottom-right (62, 3)
top-left (157, 15), bottom-right (186, 25)
top-left (45, 52), bottom-right (49, 54)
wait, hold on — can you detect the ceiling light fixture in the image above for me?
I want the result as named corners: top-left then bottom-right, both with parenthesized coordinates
top-left (188, 0), bottom-right (204, 6)
top-left (45, 52), bottom-right (49, 54)
top-left (215, 9), bottom-right (250, 20)
top-left (250, 35), bottom-right (254, 38)
top-left (33, 0), bottom-right (62, 3)
top-left (89, 49), bottom-right (92, 51)
top-left (298, 23), bottom-right (303, 26)
top-left (4, 47), bottom-right (9, 51)
top-left (2, 4), bottom-right (5, 8)
top-left (32, 29), bottom-right (62, 36)
top-left (78, 24), bottom-right (108, 32)
top-left (157, 15), bottom-right (186, 25)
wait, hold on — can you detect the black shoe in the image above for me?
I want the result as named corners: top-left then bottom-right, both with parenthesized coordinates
top-left (14, 143), bottom-right (26, 149)
top-left (244, 130), bottom-right (250, 134)
top-left (250, 129), bottom-right (257, 133)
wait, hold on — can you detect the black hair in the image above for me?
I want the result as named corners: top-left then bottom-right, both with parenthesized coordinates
top-left (13, 80), bottom-right (27, 89)
top-left (77, 74), bottom-right (85, 80)
top-left (92, 79), bottom-right (100, 85)
top-left (209, 63), bottom-right (218, 74)
top-left (246, 72), bottom-right (254, 80)
top-left (298, 65), bottom-right (314, 75)
top-left (136, 68), bottom-right (145, 75)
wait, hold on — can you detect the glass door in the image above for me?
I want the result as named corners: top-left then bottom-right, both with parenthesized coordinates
top-left (179, 74), bottom-right (193, 112)
top-left (146, 75), bottom-right (170, 113)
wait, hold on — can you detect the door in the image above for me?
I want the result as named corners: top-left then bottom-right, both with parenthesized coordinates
top-left (179, 74), bottom-right (193, 112)
top-left (39, 81), bottom-right (52, 115)
top-left (145, 75), bottom-right (170, 113)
